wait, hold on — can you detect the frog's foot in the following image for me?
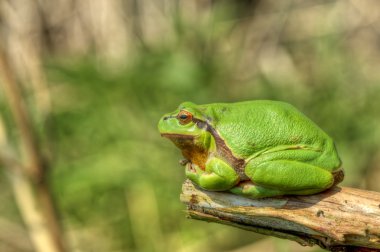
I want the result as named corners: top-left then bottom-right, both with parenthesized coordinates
top-left (185, 162), bottom-right (197, 173)
top-left (332, 168), bottom-right (344, 186)
top-left (230, 181), bottom-right (284, 198)
top-left (179, 158), bottom-right (190, 166)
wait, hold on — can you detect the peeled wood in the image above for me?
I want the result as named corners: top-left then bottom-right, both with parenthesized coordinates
top-left (180, 180), bottom-right (380, 251)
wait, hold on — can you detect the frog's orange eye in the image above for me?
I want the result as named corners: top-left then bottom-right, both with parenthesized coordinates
top-left (177, 110), bottom-right (193, 125)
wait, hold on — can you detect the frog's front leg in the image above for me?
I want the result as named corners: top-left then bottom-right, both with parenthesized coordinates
top-left (186, 157), bottom-right (239, 191)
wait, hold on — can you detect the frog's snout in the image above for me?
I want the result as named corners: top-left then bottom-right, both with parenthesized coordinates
top-left (159, 116), bottom-right (169, 134)
top-left (158, 114), bottom-right (173, 135)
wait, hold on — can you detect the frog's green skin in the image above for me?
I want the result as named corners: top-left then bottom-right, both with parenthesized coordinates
top-left (158, 100), bottom-right (343, 198)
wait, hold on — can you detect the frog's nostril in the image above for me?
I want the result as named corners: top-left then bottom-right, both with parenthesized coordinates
top-left (163, 116), bottom-right (169, 121)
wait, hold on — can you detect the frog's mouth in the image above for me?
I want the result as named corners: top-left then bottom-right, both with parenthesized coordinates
top-left (160, 133), bottom-right (195, 140)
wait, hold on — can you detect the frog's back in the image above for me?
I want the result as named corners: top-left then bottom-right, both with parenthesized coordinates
top-left (201, 100), bottom-right (338, 163)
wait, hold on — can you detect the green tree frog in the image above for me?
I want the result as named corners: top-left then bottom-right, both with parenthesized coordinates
top-left (158, 100), bottom-right (344, 198)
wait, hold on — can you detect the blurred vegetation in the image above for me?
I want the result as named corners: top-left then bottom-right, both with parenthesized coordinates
top-left (1, 0), bottom-right (380, 251)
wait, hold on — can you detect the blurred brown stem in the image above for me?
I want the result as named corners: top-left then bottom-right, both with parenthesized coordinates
top-left (0, 44), bottom-right (66, 252)
top-left (0, 44), bottom-right (43, 180)
top-left (181, 180), bottom-right (380, 252)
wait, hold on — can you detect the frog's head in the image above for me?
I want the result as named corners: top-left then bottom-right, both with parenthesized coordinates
top-left (158, 102), bottom-right (212, 150)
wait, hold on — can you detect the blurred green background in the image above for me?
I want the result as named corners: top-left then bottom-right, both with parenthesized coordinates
top-left (1, 0), bottom-right (380, 251)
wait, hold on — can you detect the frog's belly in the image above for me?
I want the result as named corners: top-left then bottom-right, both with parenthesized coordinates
top-left (181, 147), bottom-right (208, 170)
top-left (167, 136), bottom-right (209, 170)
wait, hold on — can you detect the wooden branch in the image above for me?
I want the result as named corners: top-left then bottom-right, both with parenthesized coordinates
top-left (180, 180), bottom-right (380, 252)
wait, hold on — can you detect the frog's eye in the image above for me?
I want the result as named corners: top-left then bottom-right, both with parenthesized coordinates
top-left (177, 110), bottom-right (193, 125)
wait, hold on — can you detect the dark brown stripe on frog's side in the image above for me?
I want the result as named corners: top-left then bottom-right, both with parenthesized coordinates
top-left (192, 118), bottom-right (246, 177)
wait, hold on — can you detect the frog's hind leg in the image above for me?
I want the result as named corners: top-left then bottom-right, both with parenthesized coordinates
top-left (231, 148), bottom-right (338, 198)
top-left (242, 160), bottom-right (334, 198)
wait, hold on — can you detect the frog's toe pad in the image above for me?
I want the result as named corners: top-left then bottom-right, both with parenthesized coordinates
top-left (179, 159), bottom-right (190, 166)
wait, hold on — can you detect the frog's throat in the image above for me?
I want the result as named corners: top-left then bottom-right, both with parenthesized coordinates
top-left (192, 118), bottom-right (246, 175)
top-left (160, 133), bottom-right (196, 155)
top-left (161, 133), bottom-right (208, 170)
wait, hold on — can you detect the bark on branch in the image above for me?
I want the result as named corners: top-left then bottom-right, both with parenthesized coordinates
top-left (180, 180), bottom-right (380, 252)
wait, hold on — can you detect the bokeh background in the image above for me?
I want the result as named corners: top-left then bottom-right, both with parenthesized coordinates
top-left (1, 0), bottom-right (380, 251)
